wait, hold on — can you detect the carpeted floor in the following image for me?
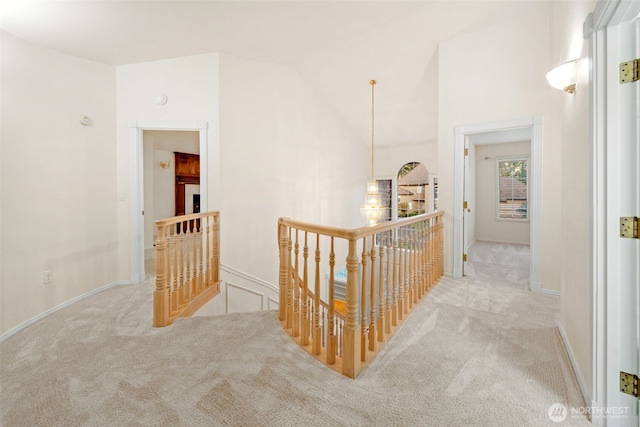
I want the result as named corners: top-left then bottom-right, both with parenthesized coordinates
top-left (1, 260), bottom-right (590, 426)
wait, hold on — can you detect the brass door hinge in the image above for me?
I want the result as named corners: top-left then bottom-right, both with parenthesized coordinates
top-left (620, 371), bottom-right (639, 398)
top-left (620, 217), bottom-right (639, 239)
top-left (463, 201), bottom-right (468, 209)
top-left (620, 59), bottom-right (639, 83)
top-left (464, 148), bottom-right (469, 156)
top-left (463, 254), bottom-right (468, 262)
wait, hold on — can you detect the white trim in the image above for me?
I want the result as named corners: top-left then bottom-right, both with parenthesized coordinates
top-left (129, 120), bottom-right (208, 284)
top-left (540, 288), bottom-right (560, 297)
top-left (225, 281), bottom-right (265, 313)
top-left (556, 320), bottom-right (591, 409)
top-left (0, 281), bottom-right (129, 342)
top-left (453, 116), bottom-right (542, 293)
top-left (267, 297), bottom-right (279, 310)
top-left (590, 15), bottom-right (608, 421)
top-left (221, 263), bottom-right (278, 293)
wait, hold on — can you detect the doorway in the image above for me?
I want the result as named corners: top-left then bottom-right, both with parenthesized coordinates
top-left (142, 131), bottom-right (200, 276)
top-left (453, 116), bottom-right (542, 292)
top-left (129, 121), bottom-right (209, 284)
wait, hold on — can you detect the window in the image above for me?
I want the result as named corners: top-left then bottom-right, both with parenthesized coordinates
top-left (376, 179), bottom-right (393, 222)
top-left (397, 162), bottom-right (429, 218)
top-left (497, 158), bottom-right (528, 220)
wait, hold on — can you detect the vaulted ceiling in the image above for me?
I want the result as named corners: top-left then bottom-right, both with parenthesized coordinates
top-left (1, 1), bottom-right (543, 147)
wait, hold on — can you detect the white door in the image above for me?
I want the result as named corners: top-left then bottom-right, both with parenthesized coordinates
top-left (607, 16), bottom-right (639, 426)
top-left (462, 139), bottom-right (472, 275)
top-left (592, 8), bottom-right (639, 426)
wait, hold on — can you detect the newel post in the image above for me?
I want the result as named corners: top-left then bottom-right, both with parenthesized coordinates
top-left (342, 237), bottom-right (361, 378)
top-left (278, 222), bottom-right (289, 322)
top-left (153, 224), bottom-right (169, 327)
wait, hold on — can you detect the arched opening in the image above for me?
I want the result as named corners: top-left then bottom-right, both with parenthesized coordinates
top-left (397, 162), bottom-right (430, 218)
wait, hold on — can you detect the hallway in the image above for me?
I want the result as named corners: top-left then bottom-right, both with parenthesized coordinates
top-left (465, 240), bottom-right (531, 290)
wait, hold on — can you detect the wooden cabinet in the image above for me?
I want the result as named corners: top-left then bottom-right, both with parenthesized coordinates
top-left (175, 152), bottom-right (200, 177)
top-left (174, 152), bottom-right (200, 218)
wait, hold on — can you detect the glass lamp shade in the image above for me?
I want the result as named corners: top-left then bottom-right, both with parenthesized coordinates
top-left (360, 180), bottom-right (386, 225)
top-left (545, 60), bottom-right (578, 93)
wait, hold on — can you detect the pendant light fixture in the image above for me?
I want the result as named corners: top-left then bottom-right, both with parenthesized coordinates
top-left (360, 79), bottom-right (386, 225)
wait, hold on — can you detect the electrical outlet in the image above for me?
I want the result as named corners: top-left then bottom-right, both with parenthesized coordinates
top-left (43, 270), bottom-right (52, 284)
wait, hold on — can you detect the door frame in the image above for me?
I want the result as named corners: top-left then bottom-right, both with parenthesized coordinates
top-left (586, 0), bottom-right (640, 423)
top-left (128, 120), bottom-right (209, 283)
top-left (453, 116), bottom-right (543, 292)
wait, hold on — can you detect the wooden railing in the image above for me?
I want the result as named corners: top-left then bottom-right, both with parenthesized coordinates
top-left (154, 211), bottom-right (221, 327)
top-left (278, 211), bottom-right (444, 378)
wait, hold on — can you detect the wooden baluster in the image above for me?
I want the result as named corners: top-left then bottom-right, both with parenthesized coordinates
top-left (342, 238), bottom-right (361, 379)
top-left (191, 220), bottom-right (197, 295)
top-left (438, 219), bottom-right (444, 278)
top-left (377, 235), bottom-right (385, 342)
top-left (292, 230), bottom-right (300, 337)
top-left (427, 220), bottom-right (434, 289)
top-left (171, 229), bottom-right (180, 308)
top-left (153, 224), bottom-right (169, 327)
top-left (407, 227), bottom-right (414, 309)
top-left (178, 226), bottom-right (187, 304)
top-left (392, 231), bottom-right (399, 326)
top-left (327, 237), bottom-right (336, 365)
top-left (385, 231), bottom-right (392, 334)
top-left (360, 237), bottom-right (369, 362)
top-left (301, 232), bottom-right (309, 346)
top-left (403, 227), bottom-right (411, 314)
top-left (171, 226), bottom-right (179, 311)
top-left (411, 225), bottom-right (420, 304)
top-left (278, 223), bottom-right (289, 322)
top-left (183, 222), bottom-right (190, 297)
top-left (197, 218), bottom-right (204, 292)
top-left (368, 238), bottom-right (377, 351)
top-left (422, 221), bottom-right (429, 292)
top-left (417, 225), bottom-right (424, 298)
top-left (312, 234), bottom-right (321, 355)
top-left (398, 227), bottom-right (405, 318)
top-left (202, 215), bottom-right (213, 286)
top-left (212, 214), bottom-right (220, 283)
top-left (424, 223), bottom-right (429, 292)
top-left (286, 229), bottom-right (293, 329)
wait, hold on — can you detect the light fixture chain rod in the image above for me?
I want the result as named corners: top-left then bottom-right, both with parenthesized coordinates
top-left (370, 79), bottom-right (376, 180)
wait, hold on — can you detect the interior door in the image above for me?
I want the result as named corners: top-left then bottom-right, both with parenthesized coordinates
top-left (462, 138), bottom-right (473, 275)
top-left (606, 15), bottom-right (639, 427)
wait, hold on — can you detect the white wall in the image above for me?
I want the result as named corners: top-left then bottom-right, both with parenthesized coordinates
top-left (438, 3), bottom-right (563, 291)
top-left (475, 141), bottom-right (531, 245)
top-left (551, 0), bottom-right (596, 399)
top-left (218, 54), bottom-right (367, 287)
top-left (116, 53), bottom-right (221, 281)
top-left (0, 32), bottom-right (118, 335)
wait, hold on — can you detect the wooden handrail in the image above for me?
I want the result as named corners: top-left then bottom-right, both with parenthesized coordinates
top-left (154, 211), bottom-right (221, 327)
top-left (278, 211), bottom-right (444, 378)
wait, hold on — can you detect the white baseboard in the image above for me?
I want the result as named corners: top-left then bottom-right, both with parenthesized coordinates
top-left (540, 288), bottom-right (560, 297)
top-left (0, 280), bottom-right (130, 343)
top-left (555, 320), bottom-right (591, 407)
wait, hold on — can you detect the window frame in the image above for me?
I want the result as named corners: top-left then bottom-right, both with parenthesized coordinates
top-left (495, 156), bottom-right (529, 222)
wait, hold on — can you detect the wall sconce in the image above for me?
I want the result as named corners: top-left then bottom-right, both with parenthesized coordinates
top-left (545, 59), bottom-right (579, 94)
top-left (159, 160), bottom-right (171, 169)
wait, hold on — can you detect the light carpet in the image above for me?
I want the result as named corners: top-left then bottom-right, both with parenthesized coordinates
top-left (1, 275), bottom-right (589, 426)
